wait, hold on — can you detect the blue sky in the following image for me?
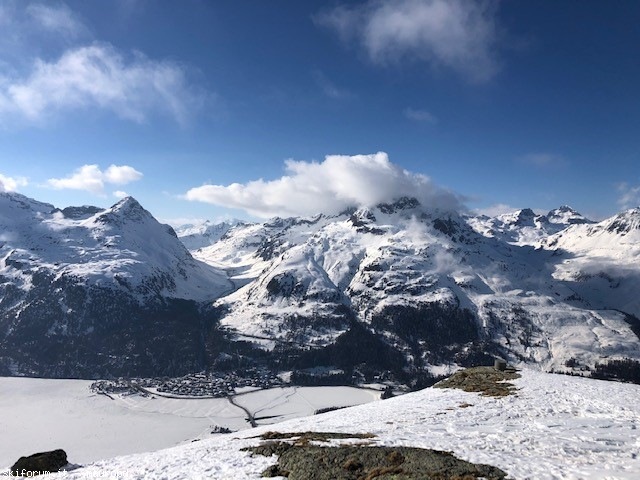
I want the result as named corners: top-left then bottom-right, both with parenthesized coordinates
top-left (0, 0), bottom-right (639, 223)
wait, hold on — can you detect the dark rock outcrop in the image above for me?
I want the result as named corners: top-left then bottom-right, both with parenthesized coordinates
top-left (11, 449), bottom-right (68, 476)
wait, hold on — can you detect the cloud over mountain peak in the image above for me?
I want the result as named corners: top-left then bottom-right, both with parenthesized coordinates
top-left (185, 152), bottom-right (463, 218)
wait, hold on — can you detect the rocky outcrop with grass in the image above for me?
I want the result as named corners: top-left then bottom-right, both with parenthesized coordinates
top-left (244, 431), bottom-right (507, 479)
top-left (434, 366), bottom-right (520, 397)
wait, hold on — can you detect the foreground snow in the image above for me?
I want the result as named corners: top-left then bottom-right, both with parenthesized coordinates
top-left (5, 369), bottom-right (638, 479)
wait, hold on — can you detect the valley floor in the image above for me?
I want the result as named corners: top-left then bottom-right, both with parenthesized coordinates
top-left (0, 377), bottom-right (378, 469)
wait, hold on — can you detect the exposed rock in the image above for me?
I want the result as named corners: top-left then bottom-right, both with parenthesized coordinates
top-left (58, 205), bottom-right (104, 219)
top-left (432, 217), bottom-right (458, 236)
top-left (434, 366), bottom-right (520, 397)
top-left (11, 449), bottom-right (68, 476)
top-left (244, 431), bottom-right (506, 479)
top-left (377, 196), bottom-right (421, 214)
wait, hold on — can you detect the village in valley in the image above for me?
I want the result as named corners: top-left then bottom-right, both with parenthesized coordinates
top-left (91, 367), bottom-right (284, 398)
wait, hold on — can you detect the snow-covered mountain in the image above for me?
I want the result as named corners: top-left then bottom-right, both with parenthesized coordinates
top-left (192, 198), bottom-right (640, 382)
top-left (0, 193), bottom-right (230, 378)
top-left (174, 219), bottom-right (243, 251)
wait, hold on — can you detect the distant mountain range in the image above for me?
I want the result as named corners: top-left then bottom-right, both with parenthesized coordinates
top-left (1, 191), bottom-right (639, 383)
top-left (173, 219), bottom-right (244, 251)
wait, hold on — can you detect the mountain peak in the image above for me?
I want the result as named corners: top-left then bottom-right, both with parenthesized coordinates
top-left (95, 196), bottom-right (154, 227)
top-left (546, 205), bottom-right (592, 225)
top-left (377, 196), bottom-right (421, 214)
top-left (556, 205), bottom-right (576, 213)
top-left (513, 208), bottom-right (536, 226)
top-left (112, 196), bottom-right (143, 211)
top-left (605, 207), bottom-right (640, 235)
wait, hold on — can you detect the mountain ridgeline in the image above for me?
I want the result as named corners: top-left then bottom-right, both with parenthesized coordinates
top-left (2, 191), bottom-right (640, 384)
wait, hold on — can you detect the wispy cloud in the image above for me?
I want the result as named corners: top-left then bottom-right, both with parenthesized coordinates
top-left (315, 0), bottom-right (501, 83)
top-left (184, 152), bottom-right (462, 218)
top-left (517, 153), bottom-right (568, 169)
top-left (617, 182), bottom-right (640, 210)
top-left (25, 3), bottom-right (87, 38)
top-left (0, 1), bottom-right (89, 61)
top-left (0, 3), bottom-right (210, 127)
top-left (47, 164), bottom-right (143, 196)
top-left (0, 172), bottom-right (28, 192)
top-left (474, 203), bottom-right (518, 217)
top-left (312, 70), bottom-right (352, 99)
top-left (0, 44), bottom-right (207, 126)
top-left (404, 107), bottom-right (437, 124)
top-left (115, 0), bottom-right (147, 19)
top-left (161, 216), bottom-right (208, 228)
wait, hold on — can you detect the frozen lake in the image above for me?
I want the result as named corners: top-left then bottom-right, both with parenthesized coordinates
top-left (0, 376), bottom-right (379, 469)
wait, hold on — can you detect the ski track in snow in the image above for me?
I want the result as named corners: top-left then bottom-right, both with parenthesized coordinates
top-left (4, 369), bottom-right (637, 479)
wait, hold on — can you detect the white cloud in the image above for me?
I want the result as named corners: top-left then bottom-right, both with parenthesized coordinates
top-left (184, 152), bottom-right (462, 218)
top-left (48, 165), bottom-right (103, 194)
top-left (315, 0), bottom-right (500, 83)
top-left (617, 183), bottom-right (640, 210)
top-left (474, 203), bottom-right (518, 217)
top-left (104, 165), bottom-right (143, 185)
top-left (518, 153), bottom-right (568, 168)
top-left (0, 1), bottom-right (89, 63)
top-left (161, 217), bottom-right (209, 228)
top-left (47, 164), bottom-right (142, 195)
top-left (112, 190), bottom-right (129, 199)
top-left (0, 173), bottom-right (28, 192)
top-left (404, 107), bottom-right (437, 123)
top-left (26, 3), bottom-right (86, 38)
top-left (312, 70), bottom-right (351, 99)
top-left (0, 43), bottom-right (207, 126)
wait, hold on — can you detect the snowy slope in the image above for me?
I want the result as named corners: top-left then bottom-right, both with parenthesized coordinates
top-left (174, 220), bottom-right (242, 251)
top-left (17, 369), bottom-right (639, 479)
top-left (212, 213), bottom-right (377, 347)
top-left (543, 207), bottom-right (640, 318)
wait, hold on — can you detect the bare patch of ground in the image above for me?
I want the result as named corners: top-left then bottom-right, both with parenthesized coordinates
top-left (256, 431), bottom-right (376, 442)
top-left (243, 431), bottom-right (507, 479)
top-left (433, 366), bottom-right (520, 397)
